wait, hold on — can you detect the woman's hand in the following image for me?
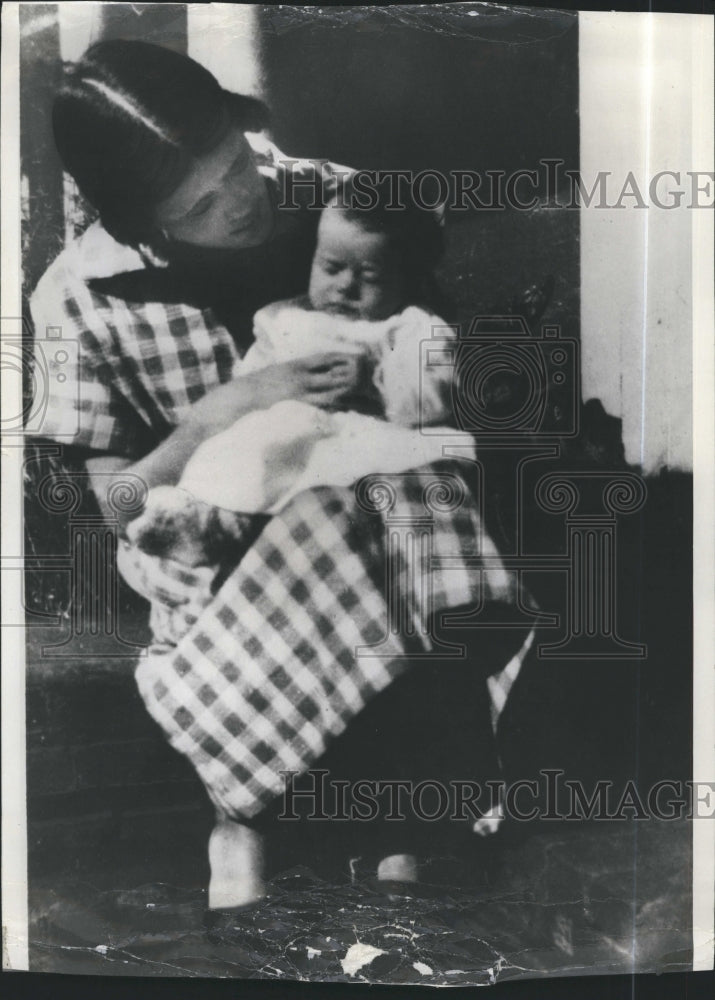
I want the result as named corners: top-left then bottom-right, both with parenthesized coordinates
top-left (187, 353), bottom-right (363, 436)
top-left (261, 352), bottom-right (364, 409)
top-left (89, 354), bottom-right (363, 525)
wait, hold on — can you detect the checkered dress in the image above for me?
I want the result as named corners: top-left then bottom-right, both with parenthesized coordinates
top-left (30, 140), bottom-right (530, 822)
top-left (28, 134), bottom-right (347, 456)
top-left (119, 464), bottom-right (532, 821)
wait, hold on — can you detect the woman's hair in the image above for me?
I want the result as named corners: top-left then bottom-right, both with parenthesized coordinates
top-left (53, 40), bottom-right (269, 247)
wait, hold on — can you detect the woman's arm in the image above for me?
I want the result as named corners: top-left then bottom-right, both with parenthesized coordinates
top-left (86, 421), bottom-right (207, 524)
top-left (87, 353), bottom-right (362, 524)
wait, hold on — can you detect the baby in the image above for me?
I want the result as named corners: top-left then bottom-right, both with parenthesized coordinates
top-left (126, 192), bottom-right (485, 904)
top-left (129, 187), bottom-right (470, 566)
top-left (240, 186), bottom-right (453, 426)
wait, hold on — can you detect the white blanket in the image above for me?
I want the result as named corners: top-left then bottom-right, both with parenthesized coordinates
top-left (179, 399), bottom-right (475, 514)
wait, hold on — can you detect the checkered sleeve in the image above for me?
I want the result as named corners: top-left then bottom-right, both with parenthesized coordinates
top-left (28, 265), bottom-right (149, 456)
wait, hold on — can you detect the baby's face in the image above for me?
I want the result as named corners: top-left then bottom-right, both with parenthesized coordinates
top-left (308, 209), bottom-right (404, 321)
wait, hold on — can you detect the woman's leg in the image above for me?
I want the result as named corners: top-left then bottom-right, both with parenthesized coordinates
top-left (207, 815), bottom-right (267, 909)
top-left (205, 604), bottom-right (524, 902)
top-left (259, 630), bottom-right (505, 885)
top-left (318, 605), bottom-right (525, 881)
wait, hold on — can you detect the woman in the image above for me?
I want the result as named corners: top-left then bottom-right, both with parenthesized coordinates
top-left (33, 40), bottom-right (361, 513)
top-left (31, 39), bottom-right (526, 910)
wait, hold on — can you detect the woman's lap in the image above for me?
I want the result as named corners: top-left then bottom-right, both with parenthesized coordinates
top-left (250, 613), bottom-right (515, 877)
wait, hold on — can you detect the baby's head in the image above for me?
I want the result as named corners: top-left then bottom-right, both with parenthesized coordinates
top-left (309, 180), bottom-right (444, 321)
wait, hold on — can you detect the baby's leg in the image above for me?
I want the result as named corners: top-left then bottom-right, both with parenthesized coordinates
top-left (208, 817), bottom-right (266, 909)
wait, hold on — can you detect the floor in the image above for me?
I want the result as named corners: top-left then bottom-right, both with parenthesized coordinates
top-left (23, 462), bottom-right (694, 985)
top-left (28, 816), bottom-right (692, 983)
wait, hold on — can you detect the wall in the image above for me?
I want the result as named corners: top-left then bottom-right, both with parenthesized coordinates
top-left (23, 6), bottom-right (702, 473)
top-left (194, 2), bottom-right (582, 403)
top-left (579, 12), bottom-right (702, 472)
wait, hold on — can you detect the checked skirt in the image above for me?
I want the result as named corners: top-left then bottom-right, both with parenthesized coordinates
top-left (120, 461), bottom-right (532, 821)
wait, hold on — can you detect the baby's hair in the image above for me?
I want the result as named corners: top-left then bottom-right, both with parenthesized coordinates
top-left (327, 175), bottom-right (445, 307)
top-left (53, 40), bottom-right (269, 247)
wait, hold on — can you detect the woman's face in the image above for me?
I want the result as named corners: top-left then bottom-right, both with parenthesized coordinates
top-left (153, 125), bottom-right (274, 250)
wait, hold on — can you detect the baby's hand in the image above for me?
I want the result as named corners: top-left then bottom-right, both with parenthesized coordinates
top-left (328, 353), bottom-right (385, 416)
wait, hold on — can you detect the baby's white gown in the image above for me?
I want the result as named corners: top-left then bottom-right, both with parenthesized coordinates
top-left (179, 298), bottom-right (475, 514)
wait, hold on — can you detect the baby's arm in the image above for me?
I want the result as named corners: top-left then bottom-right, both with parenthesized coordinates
top-left (376, 309), bottom-right (457, 427)
top-left (243, 299), bottom-right (348, 373)
top-left (240, 303), bottom-right (288, 375)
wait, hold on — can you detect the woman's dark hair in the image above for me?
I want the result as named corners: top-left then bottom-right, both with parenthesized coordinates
top-left (53, 40), bottom-right (269, 247)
